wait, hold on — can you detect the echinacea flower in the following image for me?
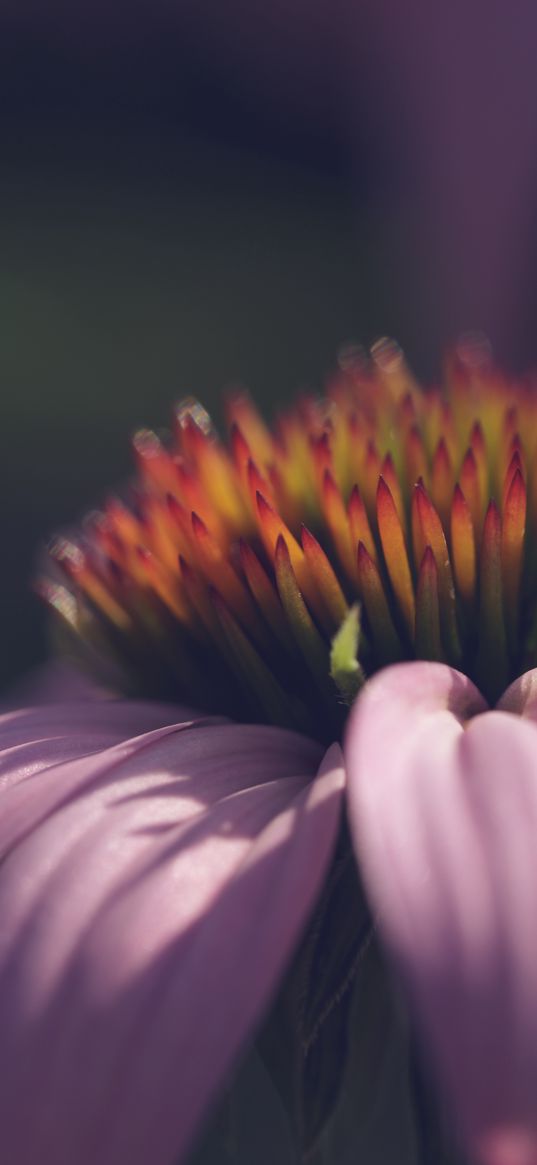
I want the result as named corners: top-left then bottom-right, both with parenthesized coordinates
top-left (4, 336), bottom-right (537, 1164)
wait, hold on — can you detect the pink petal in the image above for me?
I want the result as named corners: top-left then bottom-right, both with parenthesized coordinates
top-left (0, 701), bottom-right (344, 1165)
top-left (1, 661), bottom-right (208, 794)
top-left (497, 668), bottom-right (537, 722)
top-left (0, 700), bottom-right (225, 797)
top-left (345, 661), bottom-right (537, 1164)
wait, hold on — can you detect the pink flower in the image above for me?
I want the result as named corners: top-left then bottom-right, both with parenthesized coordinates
top-left (8, 352), bottom-right (537, 1163)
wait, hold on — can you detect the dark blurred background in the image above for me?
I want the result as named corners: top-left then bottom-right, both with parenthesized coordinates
top-left (3, 1), bottom-right (537, 691)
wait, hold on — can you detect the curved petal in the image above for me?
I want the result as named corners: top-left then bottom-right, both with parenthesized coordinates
top-left (1, 662), bottom-right (207, 792)
top-left (0, 701), bottom-right (344, 1165)
top-left (497, 668), bottom-right (537, 723)
top-left (345, 661), bottom-right (537, 1164)
top-left (0, 701), bottom-right (226, 796)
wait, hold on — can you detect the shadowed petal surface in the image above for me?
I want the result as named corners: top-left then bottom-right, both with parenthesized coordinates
top-left (497, 668), bottom-right (537, 723)
top-left (0, 702), bottom-right (344, 1165)
top-left (345, 662), bottom-right (537, 1165)
top-left (3, 659), bottom-right (119, 707)
top-left (1, 663), bottom-right (205, 792)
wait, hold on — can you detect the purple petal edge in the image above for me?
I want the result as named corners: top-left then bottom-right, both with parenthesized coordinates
top-left (345, 661), bottom-right (537, 1165)
top-left (497, 668), bottom-right (537, 722)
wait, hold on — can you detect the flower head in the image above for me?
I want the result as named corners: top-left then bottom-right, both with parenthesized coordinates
top-left (6, 337), bottom-right (537, 1165)
top-left (41, 335), bottom-right (536, 738)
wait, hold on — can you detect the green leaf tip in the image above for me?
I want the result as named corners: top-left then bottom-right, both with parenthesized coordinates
top-left (330, 604), bottom-right (365, 706)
